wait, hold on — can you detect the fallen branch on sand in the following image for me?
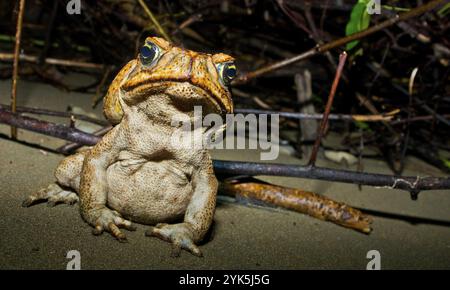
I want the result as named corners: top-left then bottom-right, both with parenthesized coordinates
top-left (220, 180), bottom-right (372, 233)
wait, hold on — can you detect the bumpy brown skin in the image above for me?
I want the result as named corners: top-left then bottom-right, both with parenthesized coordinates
top-left (23, 36), bottom-right (234, 257)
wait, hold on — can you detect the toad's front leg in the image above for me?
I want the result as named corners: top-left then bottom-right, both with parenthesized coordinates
top-left (146, 156), bottom-right (217, 257)
top-left (79, 126), bottom-right (136, 242)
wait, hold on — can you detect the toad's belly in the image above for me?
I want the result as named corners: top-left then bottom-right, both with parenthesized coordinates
top-left (106, 158), bottom-right (193, 224)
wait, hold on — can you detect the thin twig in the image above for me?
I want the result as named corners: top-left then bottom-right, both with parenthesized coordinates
top-left (356, 93), bottom-right (399, 136)
top-left (234, 109), bottom-right (398, 122)
top-left (276, 0), bottom-right (312, 36)
top-left (391, 114), bottom-right (450, 125)
top-left (392, 83), bottom-right (450, 127)
top-left (0, 53), bottom-right (103, 69)
top-left (92, 66), bottom-right (113, 108)
top-left (137, 0), bottom-right (172, 42)
top-left (398, 67), bottom-right (420, 173)
top-left (10, 0), bottom-right (26, 139)
top-left (234, 0), bottom-right (446, 84)
top-left (303, 2), bottom-right (338, 71)
top-left (309, 52), bottom-right (347, 166)
top-left (417, 101), bottom-right (450, 127)
top-left (174, 13), bottom-right (202, 32)
top-left (38, 0), bottom-right (58, 64)
top-left (0, 104), bottom-right (109, 126)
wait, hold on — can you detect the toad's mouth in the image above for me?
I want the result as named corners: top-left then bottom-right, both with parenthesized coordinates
top-left (122, 79), bottom-right (234, 115)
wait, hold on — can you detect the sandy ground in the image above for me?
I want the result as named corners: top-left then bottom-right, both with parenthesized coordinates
top-left (1, 76), bottom-right (450, 269)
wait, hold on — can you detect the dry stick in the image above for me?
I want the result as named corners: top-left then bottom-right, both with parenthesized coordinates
top-left (1, 108), bottom-right (449, 194)
top-left (304, 2), bottom-right (338, 71)
top-left (220, 182), bottom-right (372, 233)
top-left (10, 0), bottom-right (26, 139)
top-left (308, 52), bottom-right (347, 166)
top-left (276, 0), bottom-right (312, 38)
top-left (92, 66), bottom-right (113, 108)
top-left (234, 0), bottom-right (446, 84)
top-left (235, 108), bottom-right (450, 124)
top-left (57, 125), bottom-right (113, 154)
top-left (398, 68), bottom-right (419, 174)
top-left (0, 53), bottom-right (103, 70)
top-left (0, 108), bottom-right (100, 145)
top-left (356, 93), bottom-right (398, 137)
top-left (0, 104), bottom-right (109, 126)
top-left (391, 114), bottom-right (450, 125)
top-left (235, 108), bottom-right (401, 122)
top-left (174, 13), bottom-right (203, 33)
top-left (417, 101), bottom-right (450, 127)
top-left (38, 0), bottom-right (58, 64)
top-left (137, 0), bottom-right (172, 42)
top-left (391, 83), bottom-right (450, 127)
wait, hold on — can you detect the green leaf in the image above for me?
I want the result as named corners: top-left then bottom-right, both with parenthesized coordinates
top-left (354, 120), bottom-right (370, 131)
top-left (345, 0), bottom-right (371, 52)
top-left (438, 3), bottom-right (450, 17)
top-left (441, 157), bottom-right (450, 169)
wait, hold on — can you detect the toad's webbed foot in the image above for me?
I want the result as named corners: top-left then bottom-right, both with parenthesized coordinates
top-left (145, 223), bottom-right (202, 257)
top-left (89, 208), bottom-right (137, 242)
top-left (22, 183), bottom-right (79, 207)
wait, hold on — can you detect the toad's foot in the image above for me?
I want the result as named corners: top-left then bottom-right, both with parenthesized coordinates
top-left (89, 208), bottom-right (137, 242)
top-left (145, 223), bottom-right (202, 257)
top-left (22, 183), bottom-right (79, 207)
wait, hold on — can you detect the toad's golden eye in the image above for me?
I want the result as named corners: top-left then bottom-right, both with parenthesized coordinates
top-left (140, 40), bottom-right (161, 66)
top-left (216, 62), bottom-right (237, 86)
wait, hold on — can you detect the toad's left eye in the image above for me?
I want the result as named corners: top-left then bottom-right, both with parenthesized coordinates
top-left (216, 62), bottom-right (237, 86)
top-left (140, 40), bottom-right (161, 66)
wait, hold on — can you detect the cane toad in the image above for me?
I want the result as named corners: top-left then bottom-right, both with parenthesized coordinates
top-left (23, 36), bottom-right (236, 257)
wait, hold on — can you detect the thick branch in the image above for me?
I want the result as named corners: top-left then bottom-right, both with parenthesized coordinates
top-left (213, 161), bottom-right (450, 194)
top-left (0, 108), bottom-right (100, 145)
top-left (0, 108), bottom-right (449, 195)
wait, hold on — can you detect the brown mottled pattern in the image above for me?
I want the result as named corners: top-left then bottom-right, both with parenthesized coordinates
top-left (212, 53), bottom-right (235, 63)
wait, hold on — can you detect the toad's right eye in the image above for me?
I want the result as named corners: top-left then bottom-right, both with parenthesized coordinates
top-left (140, 40), bottom-right (161, 67)
top-left (216, 62), bottom-right (237, 86)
